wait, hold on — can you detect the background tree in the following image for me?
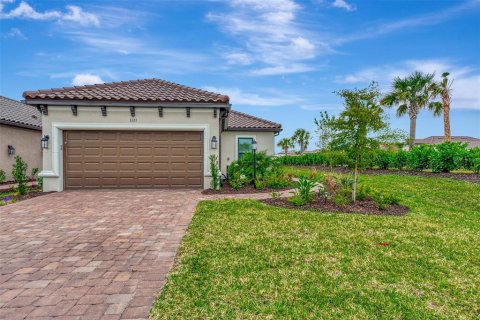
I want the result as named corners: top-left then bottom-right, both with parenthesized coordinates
top-left (330, 82), bottom-right (387, 202)
top-left (381, 71), bottom-right (440, 148)
top-left (430, 72), bottom-right (453, 141)
top-left (292, 129), bottom-right (311, 153)
top-left (277, 138), bottom-right (294, 155)
top-left (314, 111), bottom-right (336, 150)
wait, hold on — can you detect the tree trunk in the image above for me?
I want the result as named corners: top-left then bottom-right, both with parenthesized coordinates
top-left (409, 115), bottom-right (417, 149)
top-left (443, 95), bottom-right (451, 141)
top-left (352, 158), bottom-right (358, 203)
top-left (284, 147), bottom-right (288, 155)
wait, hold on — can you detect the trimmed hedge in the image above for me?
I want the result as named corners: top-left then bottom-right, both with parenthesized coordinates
top-left (278, 142), bottom-right (480, 173)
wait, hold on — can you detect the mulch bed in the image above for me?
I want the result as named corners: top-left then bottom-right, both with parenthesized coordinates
top-left (297, 166), bottom-right (480, 184)
top-left (261, 195), bottom-right (409, 216)
top-left (202, 183), bottom-right (291, 195)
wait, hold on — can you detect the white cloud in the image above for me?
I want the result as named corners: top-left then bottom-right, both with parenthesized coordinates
top-left (251, 64), bottom-right (314, 76)
top-left (336, 59), bottom-right (480, 110)
top-left (2, 27), bottom-right (26, 39)
top-left (204, 86), bottom-right (303, 106)
top-left (61, 5), bottom-right (100, 27)
top-left (207, 0), bottom-right (321, 75)
top-left (1, 1), bottom-right (61, 19)
top-left (72, 73), bottom-right (104, 86)
top-left (224, 52), bottom-right (254, 65)
top-left (0, 1), bottom-right (99, 26)
top-left (332, 0), bottom-right (356, 11)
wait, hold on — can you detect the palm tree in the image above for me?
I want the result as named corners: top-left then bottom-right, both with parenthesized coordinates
top-left (277, 138), bottom-right (294, 155)
top-left (381, 71), bottom-right (439, 148)
top-left (292, 129), bottom-right (310, 153)
top-left (430, 72), bottom-right (453, 141)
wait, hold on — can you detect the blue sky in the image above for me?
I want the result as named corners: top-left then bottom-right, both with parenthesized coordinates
top-left (1, 0), bottom-right (479, 148)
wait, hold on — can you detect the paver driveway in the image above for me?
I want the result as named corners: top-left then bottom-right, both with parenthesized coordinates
top-left (0, 189), bottom-right (202, 320)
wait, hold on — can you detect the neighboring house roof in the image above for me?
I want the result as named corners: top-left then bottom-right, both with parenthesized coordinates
top-left (414, 136), bottom-right (480, 148)
top-left (226, 110), bottom-right (282, 132)
top-left (23, 78), bottom-right (230, 105)
top-left (0, 96), bottom-right (42, 130)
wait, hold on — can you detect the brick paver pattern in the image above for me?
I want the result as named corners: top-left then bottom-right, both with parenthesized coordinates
top-left (0, 189), bottom-right (201, 320)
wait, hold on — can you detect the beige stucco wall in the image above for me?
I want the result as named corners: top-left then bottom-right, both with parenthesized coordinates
top-left (0, 124), bottom-right (42, 182)
top-left (40, 105), bottom-right (222, 191)
top-left (220, 131), bottom-right (276, 174)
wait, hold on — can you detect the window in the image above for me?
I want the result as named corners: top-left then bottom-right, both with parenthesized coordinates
top-left (237, 137), bottom-right (254, 159)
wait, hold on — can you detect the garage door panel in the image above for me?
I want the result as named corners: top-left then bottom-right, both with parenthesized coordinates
top-left (64, 130), bottom-right (203, 189)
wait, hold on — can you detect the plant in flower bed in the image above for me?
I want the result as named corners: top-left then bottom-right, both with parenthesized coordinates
top-left (288, 177), bottom-right (319, 206)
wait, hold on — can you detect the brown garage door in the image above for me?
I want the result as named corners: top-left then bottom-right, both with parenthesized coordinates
top-left (64, 130), bottom-right (204, 189)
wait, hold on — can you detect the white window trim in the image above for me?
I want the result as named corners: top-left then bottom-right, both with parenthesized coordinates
top-left (40, 122), bottom-right (211, 191)
top-left (234, 135), bottom-right (256, 161)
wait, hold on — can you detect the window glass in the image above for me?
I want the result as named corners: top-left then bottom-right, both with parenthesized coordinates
top-left (238, 137), bottom-right (254, 159)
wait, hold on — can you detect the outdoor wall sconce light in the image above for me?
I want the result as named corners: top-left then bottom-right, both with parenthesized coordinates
top-left (41, 135), bottom-right (50, 149)
top-left (211, 136), bottom-right (217, 149)
top-left (7, 145), bottom-right (15, 156)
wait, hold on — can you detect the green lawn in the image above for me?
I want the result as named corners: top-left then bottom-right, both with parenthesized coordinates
top-left (151, 173), bottom-right (480, 319)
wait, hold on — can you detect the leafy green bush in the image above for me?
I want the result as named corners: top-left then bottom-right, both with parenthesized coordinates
top-left (289, 177), bottom-right (318, 205)
top-left (408, 145), bottom-right (432, 170)
top-left (368, 188), bottom-right (400, 210)
top-left (391, 150), bottom-right (408, 170)
top-left (263, 169), bottom-right (292, 189)
top-left (0, 169), bottom-right (5, 183)
top-left (333, 189), bottom-right (352, 206)
top-left (12, 155), bottom-right (28, 195)
top-left (430, 142), bottom-right (467, 173)
top-left (277, 150), bottom-right (350, 167)
top-left (375, 150), bottom-right (393, 169)
top-left (288, 195), bottom-right (309, 206)
top-left (209, 155), bottom-right (220, 190)
top-left (228, 151), bottom-right (279, 183)
top-left (461, 147), bottom-right (480, 173)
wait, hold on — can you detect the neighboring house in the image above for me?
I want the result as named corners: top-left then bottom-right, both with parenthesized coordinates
top-left (0, 96), bottom-right (42, 182)
top-left (23, 79), bottom-right (281, 191)
top-left (414, 136), bottom-right (480, 149)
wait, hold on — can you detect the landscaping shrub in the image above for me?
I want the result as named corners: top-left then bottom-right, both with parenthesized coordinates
top-left (228, 151), bottom-right (280, 183)
top-left (263, 169), bottom-right (292, 189)
top-left (375, 149), bottom-right (393, 169)
top-left (289, 177), bottom-right (318, 205)
top-left (391, 150), bottom-right (408, 170)
top-left (461, 147), bottom-right (480, 173)
top-left (408, 145), bottom-right (432, 170)
top-left (277, 150), bottom-right (350, 168)
top-left (430, 142), bottom-right (467, 173)
top-left (368, 188), bottom-right (400, 210)
top-left (11, 155), bottom-right (28, 195)
top-left (228, 152), bottom-right (291, 189)
top-left (209, 155), bottom-right (220, 190)
top-left (333, 189), bottom-right (352, 206)
top-left (0, 169), bottom-right (5, 183)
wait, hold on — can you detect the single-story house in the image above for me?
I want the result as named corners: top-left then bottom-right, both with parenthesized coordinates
top-left (0, 96), bottom-right (42, 181)
top-left (414, 136), bottom-right (480, 149)
top-left (23, 78), bottom-right (281, 191)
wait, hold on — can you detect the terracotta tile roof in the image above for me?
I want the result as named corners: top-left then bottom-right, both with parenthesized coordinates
top-left (226, 110), bottom-right (282, 132)
top-left (23, 78), bottom-right (229, 104)
top-left (414, 136), bottom-right (480, 148)
top-left (0, 96), bottom-right (42, 130)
